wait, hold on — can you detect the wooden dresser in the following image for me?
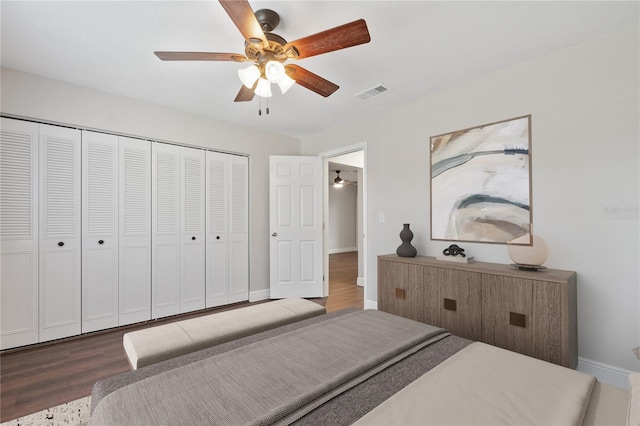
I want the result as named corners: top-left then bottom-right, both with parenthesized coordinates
top-left (378, 255), bottom-right (577, 368)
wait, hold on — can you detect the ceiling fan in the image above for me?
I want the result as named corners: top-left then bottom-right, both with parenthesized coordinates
top-left (332, 170), bottom-right (356, 188)
top-left (154, 0), bottom-right (371, 103)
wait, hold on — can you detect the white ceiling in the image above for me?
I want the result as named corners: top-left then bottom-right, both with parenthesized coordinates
top-left (1, 1), bottom-right (638, 139)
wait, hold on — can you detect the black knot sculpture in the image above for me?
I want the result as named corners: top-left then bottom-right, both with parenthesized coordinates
top-left (443, 244), bottom-right (466, 258)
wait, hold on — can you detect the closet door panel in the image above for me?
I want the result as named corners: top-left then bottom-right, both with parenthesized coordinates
top-left (153, 243), bottom-right (180, 310)
top-left (229, 240), bottom-right (248, 302)
top-left (151, 142), bottom-right (180, 318)
top-left (119, 137), bottom-right (151, 325)
top-left (228, 156), bottom-right (249, 303)
top-left (0, 118), bottom-right (39, 349)
top-left (152, 143), bottom-right (180, 318)
top-left (82, 131), bottom-right (119, 333)
top-left (206, 152), bottom-right (228, 307)
top-left (1, 253), bottom-right (38, 348)
top-left (119, 245), bottom-right (150, 321)
top-left (82, 249), bottom-right (117, 331)
top-left (39, 124), bottom-right (81, 342)
top-left (180, 147), bottom-right (205, 313)
top-left (182, 242), bottom-right (204, 309)
top-left (206, 242), bottom-right (228, 306)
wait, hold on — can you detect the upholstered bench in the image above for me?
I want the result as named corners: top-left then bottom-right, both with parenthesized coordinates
top-left (123, 298), bottom-right (326, 370)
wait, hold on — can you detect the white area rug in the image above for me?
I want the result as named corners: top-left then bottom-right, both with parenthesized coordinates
top-left (1, 396), bottom-right (90, 426)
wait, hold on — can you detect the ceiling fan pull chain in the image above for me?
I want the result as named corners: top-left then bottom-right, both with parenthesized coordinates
top-left (258, 96), bottom-right (262, 116)
top-left (266, 96), bottom-right (270, 115)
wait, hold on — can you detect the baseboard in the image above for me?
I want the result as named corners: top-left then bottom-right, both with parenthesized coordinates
top-left (328, 247), bottom-right (357, 254)
top-left (364, 299), bottom-right (378, 310)
top-left (249, 289), bottom-right (270, 302)
top-left (577, 357), bottom-right (633, 390)
top-left (357, 277), bottom-right (365, 287)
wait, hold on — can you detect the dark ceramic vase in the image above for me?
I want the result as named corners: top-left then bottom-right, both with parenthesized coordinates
top-left (396, 223), bottom-right (417, 257)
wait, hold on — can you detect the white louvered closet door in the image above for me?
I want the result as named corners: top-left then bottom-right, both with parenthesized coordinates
top-left (228, 155), bottom-right (249, 303)
top-left (0, 118), bottom-right (39, 349)
top-left (39, 124), bottom-right (82, 343)
top-left (180, 147), bottom-right (205, 313)
top-left (119, 137), bottom-right (151, 326)
top-left (82, 131), bottom-right (119, 333)
top-left (205, 152), bottom-right (249, 308)
top-left (152, 142), bottom-right (181, 319)
top-left (205, 151), bottom-right (229, 307)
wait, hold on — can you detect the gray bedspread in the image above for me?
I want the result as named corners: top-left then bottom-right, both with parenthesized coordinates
top-left (90, 310), bottom-right (447, 425)
top-left (90, 308), bottom-right (472, 425)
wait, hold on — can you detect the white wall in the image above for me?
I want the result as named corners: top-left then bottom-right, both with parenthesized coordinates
top-left (0, 67), bottom-right (301, 297)
top-left (328, 184), bottom-right (357, 253)
top-left (302, 24), bottom-right (640, 373)
top-left (357, 169), bottom-right (364, 281)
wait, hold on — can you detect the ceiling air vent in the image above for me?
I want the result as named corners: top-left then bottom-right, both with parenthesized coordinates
top-left (355, 84), bottom-right (390, 101)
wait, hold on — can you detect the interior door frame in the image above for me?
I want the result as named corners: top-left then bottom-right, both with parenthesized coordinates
top-left (319, 142), bottom-right (367, 298)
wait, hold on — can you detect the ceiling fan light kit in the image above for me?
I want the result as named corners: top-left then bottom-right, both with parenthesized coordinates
top-left (264, 60), bottom-right (285, 83)
top-left (333, 171), bottom-right (344, 188)
top-left (254, 78), bottom-right (273, 98)
top-left (154, 0), bottom-right (371, 113)
top-left (238, 65), bottom-right (261, 88)
top-left (277, 74), bottom-right (296, 95)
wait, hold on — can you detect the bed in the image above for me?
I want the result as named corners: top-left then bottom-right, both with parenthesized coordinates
top-left (89, 308), bottom-right (633, 425)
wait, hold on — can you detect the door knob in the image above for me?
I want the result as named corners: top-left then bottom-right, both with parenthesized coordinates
top-left (98, 240), bottom-right (104, 245)
top-left (272, 232), bottom-right (277, 237)
top-left (192, 236), bottom-right (196, 241)
top-left (58, 242), bottom-right (64, 247)
top-left (216, 236), bottom-right (220, 240)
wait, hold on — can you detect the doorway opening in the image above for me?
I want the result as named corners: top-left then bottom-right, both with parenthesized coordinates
top-left (322, 146), bottom-right (366, 311)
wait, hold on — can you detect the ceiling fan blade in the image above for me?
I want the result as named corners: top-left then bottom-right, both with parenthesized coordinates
top-left (218, 0), bottom-right (268, 48)
top-left (234, 84), bottom-right (255, 102)
top-left (154, 52), bottom-right (247, 62)
top-left (286, 64), bottom-right (339, 97)
top-left (285, 19), bottom-right (371, 60)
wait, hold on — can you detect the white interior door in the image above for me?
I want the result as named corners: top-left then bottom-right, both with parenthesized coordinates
top-left (205, 152), bottom-right (248, 307)
top-left (39, 124), bottom-right (82, 342)
top-left (269, 156), bottom-right (323, 298)
top-left (151, 142), bottom-right (180, 319)
top-left (0, 118), bottom-right (39, 349)
top-left (82, 131), bottom-right (119, 333)
top-left (205, 151), bottom-right (229, 307)
top-left (119, 136), bottom-right (151, 325)
top-left (179, 147), bottom-right (205, 313)
top-left (228, 155), bottom-right (248, 303)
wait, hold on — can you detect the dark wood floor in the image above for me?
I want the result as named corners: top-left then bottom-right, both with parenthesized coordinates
top-left (0, 251), bottom-right (362, 422)
top-left (324, 251), bottom-right (363, 312)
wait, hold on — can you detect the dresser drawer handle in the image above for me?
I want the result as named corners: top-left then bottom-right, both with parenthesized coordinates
top-left (510, 312), bottom-right (527, 328)
top-left (444, 298), bottom-right (457, 312)
top-left (395, 288), bottom-right (405, 300)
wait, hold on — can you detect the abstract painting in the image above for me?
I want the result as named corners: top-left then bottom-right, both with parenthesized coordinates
top-left (430, 115), bottom-right (532, 244)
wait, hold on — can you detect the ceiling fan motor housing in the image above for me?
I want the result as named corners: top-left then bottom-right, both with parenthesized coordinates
top-left (254, 9), bottom-right (280, 33)
top-left (245, 33), bottom-right (290, 62)
top-left (244, 10), bottom-right (298, 62)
